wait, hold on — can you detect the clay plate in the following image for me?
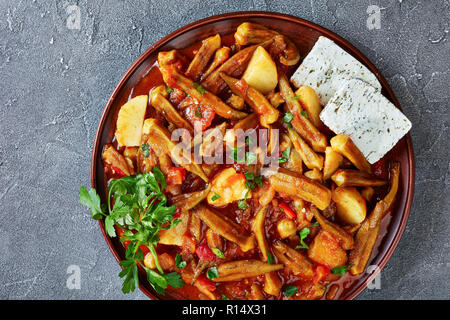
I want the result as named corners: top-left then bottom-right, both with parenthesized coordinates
top-left (90, 11), bottom-right (415, 300)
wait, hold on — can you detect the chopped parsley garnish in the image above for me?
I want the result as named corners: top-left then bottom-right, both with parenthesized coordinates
top-left (245, 171), bottom-right (263, 188)
top-left (244, 171), bottom-right (255, 180)
top-left (245, 181), bottom-right (256, 190)
top-left (283, 285), bottom-right (298, 298)
top-left (295, 227), bottom-right (310, 250)
top-left (222, 294), bottom-right (230, 300)
top-left (267, 252), bottom-right (275, 264)
top-left (238, 190), bottom-right (249, 210)
top-left (245, 136), bottom-right (254, 147)
top-left (166, 86), bottom-right (173, 94)
top-left (141, 143), bottom-right (150, 158)
top-left (331, 264), bottom-right (354, 277)
top-left (311, 221), bottom-right (319, 227)
top-left (211, 248), bottom-right (225, 259)
top-left (237, 199), bottom-right (248, 210)
top-left (282, 112), bottom-right (294, 123)
top-left (195, 106), bottom-right (202, 118)
top-left (254, 176), bottom-right (263, 187)
top-left (193, 82), bottom-right (206, 94)
top-left (300, 110), bottom-right (309, 119)
top-left (278, 146), bottom-right (291, 163)
top-left (211, 193), bottom-right (221, 201)
top-left (175, 253), bottom-right (186, 269)
top-left (79, 167), bottom-right (184, 295)
top-left (291, 96), bottom-right (300, 100)
top-left (207, 266), bottom-right (219, 279)
top-left (230, 147), bottom-right (245, 163)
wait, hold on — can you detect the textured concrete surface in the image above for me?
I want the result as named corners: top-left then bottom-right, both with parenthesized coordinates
top-left (0, 0), bottom-right (449, 300)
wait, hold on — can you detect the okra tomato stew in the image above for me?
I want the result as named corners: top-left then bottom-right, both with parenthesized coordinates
top-left (81, 22), bottom-right (401, 300)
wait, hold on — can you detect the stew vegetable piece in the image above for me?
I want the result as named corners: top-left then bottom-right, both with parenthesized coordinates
top-left (80, 22), bottom-right (402, 300)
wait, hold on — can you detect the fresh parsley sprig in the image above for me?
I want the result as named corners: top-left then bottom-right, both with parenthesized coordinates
top-left (79, 166), bottom-right (184, 295)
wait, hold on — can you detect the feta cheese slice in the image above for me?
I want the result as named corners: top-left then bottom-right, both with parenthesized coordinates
top-left (320, 79), bottom-right (412, 164)
top-left (290, 36), bottom-right (382, 105)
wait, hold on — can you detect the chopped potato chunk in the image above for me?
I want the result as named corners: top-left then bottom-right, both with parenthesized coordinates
top-left (115, 95), bottom-right (148, 147)
top-left (332, 187), bottom-right (367, 225)
top-left (243, 46), bottom-right (278, 94)
top-left (207, 167), bottom-right (251, 206)
top-left (307, 231), bottom-right (347, 269)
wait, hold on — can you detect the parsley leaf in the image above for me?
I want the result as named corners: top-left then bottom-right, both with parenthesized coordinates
top-left (175, 253), bottom-right (186, 268)
top-left (238, 189), bottom-right (249, 210)
top-left (278, 146), bottom-right (291, 163)
top-left (222, 294), bottom-right (231, 300)
top-left (193, 82), bottom-right (206, 94)
top-left (300, 110), bottom-right (309, 119)
top-left (283, 285), bottom-right (298, 298)
top-left (237, 199), bottom-right (248, 210)
top-left (141, 143), bottom-right (150, 158)
top-left (254, 176), bottom-right (263, 187)
top-left (163, 272), bottom-right (185, 289)
top-left (79, 186), bottom-right (105, 220)
top-left (211, 248), bottom-right (225, 259)
top-left (195, 106), bottom-right (202, 118)
top-left (267, 252), bottom-right (275, 264)
top-left (207, 267), bottom-right (219, 279)
top-left (245, 172), bottom-right (262, 189)
top-left (230, 147), bottom-right (245, 163)
top-left (245, 181), bottom-right (256, 190)
top-left (282, 112), bottom-right (294, 123)
top-left (166, 86), bottom-right (173, 94)
top-left (331, 264), bottom-right (354, 277)
top-left (245, 136), bottom-right (254, 147)
top-left (244, 171), bottom-right (255, 180)
top-left (295, 227), bottom-right (310, 250)
top-left (211, 193), bottom-right (221, 201)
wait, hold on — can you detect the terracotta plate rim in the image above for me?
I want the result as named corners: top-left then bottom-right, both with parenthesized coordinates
top-left (90, 11), bottom-right (415, 300)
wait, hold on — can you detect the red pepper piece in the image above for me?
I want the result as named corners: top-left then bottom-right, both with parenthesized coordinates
top-left (195, 239), bottom-right (215, 261)
top-left (280, 201), bottom-right (296, 220)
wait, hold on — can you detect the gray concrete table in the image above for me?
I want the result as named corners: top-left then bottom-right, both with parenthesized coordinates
top-left (0, 0), bottom-right (449, 300)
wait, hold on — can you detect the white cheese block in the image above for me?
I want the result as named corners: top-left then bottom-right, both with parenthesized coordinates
top-left (290, 36), bottom-right (382, 105)
top-left (320, 79), bottom-right (412, 164)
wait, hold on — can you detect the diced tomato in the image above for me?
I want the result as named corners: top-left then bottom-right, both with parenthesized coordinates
top-left (169, 88), bottom-right (187, 106)
top-left (173, 207), bottom-right (182, 219)
top-left (167, 167), bottom-right (186, 185)
top-left (184, 104), bottom-right (215, 131)
top-left (110, 165), bottom-right (127, 178)
top-left (115, 225), bottom-right (126, 238)
top-left (313, 265), bottom-right (330, 284)
top-left (196, 274), bottom-right (216, 292)
top-left (372, 158), bottom-right (386, 178)
top-left (195, 239), bottom-right (215, 261)
top-left (280, 201), bottom-right (296, 220)
top-left (139, 245), bottom-right (150, 256)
